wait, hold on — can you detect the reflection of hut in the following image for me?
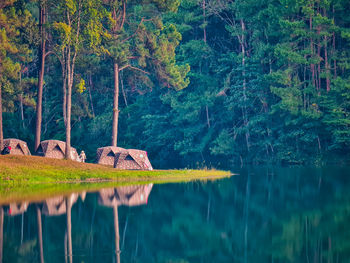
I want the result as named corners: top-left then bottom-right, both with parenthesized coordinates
top-left (96, 146), bottom-right (125, 166)
top-left (99, 184), bottom-right (153, 207)
top-left (36, 140), bottom-right (80, 161)
top-left (114, 149), bottom-right (153, 170)
top-left (6, 202), bottom-right (28, 216)
top-left (42, 194), bottom-right (78, 216)
top-left (2, 138), bottom-right (31, 155)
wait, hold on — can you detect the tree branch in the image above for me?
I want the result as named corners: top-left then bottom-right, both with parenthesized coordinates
top-left (121, 17), bottom-right (144, 43)
top-left (119, 65), bottom-right (149, 74)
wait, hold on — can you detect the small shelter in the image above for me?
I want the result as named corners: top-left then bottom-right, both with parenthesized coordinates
top-left (98, 184), bottom-right (153, 207)
top-left (96, 146), bottom-right (125, 166)
top-left (2, 138), bottom-right (31, 155)
top-left (114, 149), bottom-right (153, 170)
top-left (36, 140), bottom-right (80, 161)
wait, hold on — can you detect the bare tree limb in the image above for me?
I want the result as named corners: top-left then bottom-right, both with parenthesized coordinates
top-left (119, 64), bottom-right (149, 74)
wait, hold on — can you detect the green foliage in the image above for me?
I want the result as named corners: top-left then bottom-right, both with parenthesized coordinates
top-left (76, 78), bottom-right (86, 93)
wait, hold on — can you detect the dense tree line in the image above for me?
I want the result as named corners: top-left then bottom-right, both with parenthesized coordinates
top-left (1, 0), bottom-right (350, 168)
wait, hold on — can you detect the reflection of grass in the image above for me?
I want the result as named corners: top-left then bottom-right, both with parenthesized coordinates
top-left (0, 155), bottom-right (231, 204)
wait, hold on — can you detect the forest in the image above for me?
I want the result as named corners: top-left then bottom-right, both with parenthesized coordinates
top-left (1, 0), bottom-right (350, 169)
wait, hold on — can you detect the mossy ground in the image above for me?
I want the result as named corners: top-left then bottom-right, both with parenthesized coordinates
top-left (0, 155), bottom-right (231, 204)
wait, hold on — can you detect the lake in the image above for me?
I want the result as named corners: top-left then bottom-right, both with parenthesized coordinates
top-left (1, 166), bottom-right (350, 262)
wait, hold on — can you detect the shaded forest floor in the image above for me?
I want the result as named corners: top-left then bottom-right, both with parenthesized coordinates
top-left (0, 155), bottom-right (231, 204)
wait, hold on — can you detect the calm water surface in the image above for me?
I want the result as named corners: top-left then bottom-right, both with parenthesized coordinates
top-left (1, 166), bottom-right (350, 262)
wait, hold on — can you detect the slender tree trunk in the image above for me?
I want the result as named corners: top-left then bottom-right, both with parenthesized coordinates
top-left (64, 1), bottom-right (80, 159)
top-left (20, 93), bottom-right (24, 129)
top-left (111, 63), bottom-right (119, 147)
top-left (332, 4), bottom-right (337, 78)
top-left (205, 105), bottom-right (210, 128)
top-left (19, 70), bottom-right (25, 129)
top-left (324, 35), bottom-right (330, 92)
top-left (65, 48), bottom-right (72, 159)
top-left (120, 74), bottom-right (130, 119)
top-left (241, 19), bottom-right (250, 152)
top-left (317, 26), bottom-right (321, 91)
top-left (310, 15), bottom-right (316, 88)
top-left (36, 206), bottom-right (44, 263)
top-left (323, 8), bottom-right (330, 92)
top-left (202, 0), bottom-right (206, 43)
top-left (62, 63), bottom-right (67, 126)
top-left (88, 74), bottom-right (95, 118)
top-left (0, 86), bottom-right (3, 151)
top-left (35, 0), bottom-right (46, 151)
top-left (332, 32), bottom-right (336, 79)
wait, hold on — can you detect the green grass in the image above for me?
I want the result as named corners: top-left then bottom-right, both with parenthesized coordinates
top-left (0, 155), bottom-right (232, 204)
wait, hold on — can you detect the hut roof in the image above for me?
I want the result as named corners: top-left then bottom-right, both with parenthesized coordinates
top-left (98, 184), bottom-right (153, 207)
top-left (114, 149), bottom-right (153, 170)
top-left (37, 140), bottom-right (80, 161)
top-left (96, 146), bottom-right (125, 165)
top-left (39, 140), bottom-right (66, 153)
top-left (3, 138), bottom-right (31, 155)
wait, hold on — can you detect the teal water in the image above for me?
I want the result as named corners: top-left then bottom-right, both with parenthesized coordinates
top-left (1, 166), bottom-right (350, 262)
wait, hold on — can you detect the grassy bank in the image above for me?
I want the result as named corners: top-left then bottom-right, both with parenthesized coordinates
top-left (0, 155), bottom-right (231, 204)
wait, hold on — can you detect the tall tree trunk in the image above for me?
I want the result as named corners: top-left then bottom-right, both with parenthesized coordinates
top-left (111, 63), bottom-right (119, 147)
top-left (332, 5), bottom-right (337, 79)
top-left (324, 35), bottom-right (330, 92)
top-left (324, 8), bottom-right (330, 92)
top-left (205, 105), bottom-right (210, 128)
top-left (0, 86), bottom-right (3, 151)
top-left (310, 15), bottom-right (316, 88)
top-left (202, 0), bottom-right (206, 43)
top-left (317, 25), bottom-right (321, 91)
top-left (64, 1), bottom-right (80, 159)
top-left (20, 93), bottom-right (24, 129)
top-left (65, 48), bottom-right (72, 159)
top-left (241, 19), bottom-right (250, 152)
top-left (62, 59), bottom-right (67, 126)
top-left (19, 71), bottom-right (25, 129)
top-left (35, 0), bottom-right (46, 151)
top-left (88, 74), bottom-right (95, 118)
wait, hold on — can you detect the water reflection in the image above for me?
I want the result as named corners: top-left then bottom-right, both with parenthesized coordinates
top-left (0, 184), bottom-right (153, 263)
top-left (98, 185), bottom-right (153, 263)
top-left (1, 167), bottom-right (350, 262)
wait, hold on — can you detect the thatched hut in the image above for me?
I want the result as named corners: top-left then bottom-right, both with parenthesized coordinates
top-left (114, 149), bottom-right (153, 170)
top-left (2, 138), bottom-right (31, 155)
top-left (36, 140), bottom-right (80, 161)
top-left (96, 146), bottom-right (125, 166)
top-left (98, 184), bottom-right (153, 207)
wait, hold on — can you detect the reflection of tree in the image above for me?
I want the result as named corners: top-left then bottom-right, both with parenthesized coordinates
top-left (2, 168), bottom-right (350, 263)
top-left (271, 197), bottom-right (350, 262)
top-left (98, 184), bottom-right (153, 263)
top-left (0, 207), bottom-right (3, 263)
top-left (36, 205), bottom-right (44, 263)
